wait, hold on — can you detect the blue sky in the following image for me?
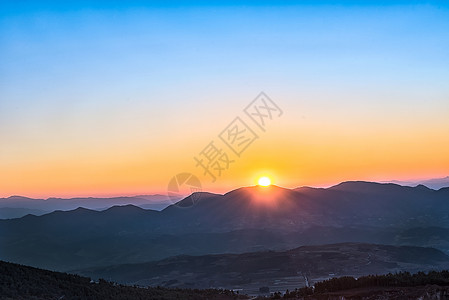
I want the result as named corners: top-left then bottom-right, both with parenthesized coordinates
top-left (1, 1), bottom-right (448, 196)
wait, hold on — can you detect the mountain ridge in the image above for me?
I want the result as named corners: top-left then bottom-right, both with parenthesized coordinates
top-left (2, 181), bottom-right (449, 271)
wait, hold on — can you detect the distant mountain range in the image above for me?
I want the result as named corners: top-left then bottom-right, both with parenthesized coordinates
top-left (1, 176), bottom-right (446, 219)
top-left (1, 181), bottom-right (449, 272)
top-left (383, 176), bottom-right (449, 190)
top-left (0, 194), bottom-right (176, 219)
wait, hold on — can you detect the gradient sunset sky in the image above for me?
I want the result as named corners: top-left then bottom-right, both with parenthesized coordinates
top-left (1, 1), bottom-right (448, 198)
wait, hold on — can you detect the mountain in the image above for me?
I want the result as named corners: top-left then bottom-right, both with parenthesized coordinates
top-left (1, 182), bottom-right (449, 271)
top-left (0, 207), bottom-right (48, 219)
top-left (75, 243), bottom-right (449, 295)
top-left (0, 260), bottom-right (243, 300)
top-left (0, 194), bottom-right (175, 218)
top-left (384, 176), bottom-right (449, 190)
top-left (420, 176), bottom-right (449, 189)
top-left (164, 182), bottom-right (449, 232)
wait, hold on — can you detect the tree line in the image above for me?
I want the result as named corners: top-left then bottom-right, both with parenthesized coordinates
top-left (279, 270), bottom-right (449, 298)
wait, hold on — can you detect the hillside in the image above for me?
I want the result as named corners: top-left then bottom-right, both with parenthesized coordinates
top-left (75, 243), bottom-right (449, 295)
top-left (0, 260), bottom-right (244, 300)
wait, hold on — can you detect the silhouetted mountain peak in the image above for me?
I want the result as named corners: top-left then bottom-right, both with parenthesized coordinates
top-left (103, 204), bottom-right (146, 213)
top-left (56, 207), bottom-right (97, 216)
top-left (415, 184), bottom-right (432, 190)
top-left (329, 181), bottom-right (431, 195)
top-left (73, 207), bottom-right (93, 212)
top-left (294, 186), bottom-right (325, 191)
top-left (220, 185), bottom-right (294, 205)
top-left (40, 207), bottom-right (98, 219)
top-left (225, 184), bottom-right (289, 195)
top-left (6, 195), bottom-right (34, 200)
top-left (168, 192), bottom-right (222, 209)
top-left (330, 181), bottom-right (388, 190)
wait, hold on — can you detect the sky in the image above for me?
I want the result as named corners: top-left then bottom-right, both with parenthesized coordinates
top-left (0, 1), bottom-right (448, 198)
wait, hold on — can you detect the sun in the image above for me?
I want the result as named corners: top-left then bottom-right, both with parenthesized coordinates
top-left (258, 176), bottom-right (271, 187)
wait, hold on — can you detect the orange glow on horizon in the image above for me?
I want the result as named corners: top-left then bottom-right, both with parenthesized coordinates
top-left (0, 108), bottom-right (448, 198)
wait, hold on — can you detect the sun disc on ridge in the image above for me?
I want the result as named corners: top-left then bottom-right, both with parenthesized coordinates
top-left (258, 176), bottom-right (271, 187)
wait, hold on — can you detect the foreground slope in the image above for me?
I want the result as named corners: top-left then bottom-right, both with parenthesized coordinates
top-left (76, 243), bottom-right (449, 295)
top-left (0, 260), bottom-right (244, 300)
